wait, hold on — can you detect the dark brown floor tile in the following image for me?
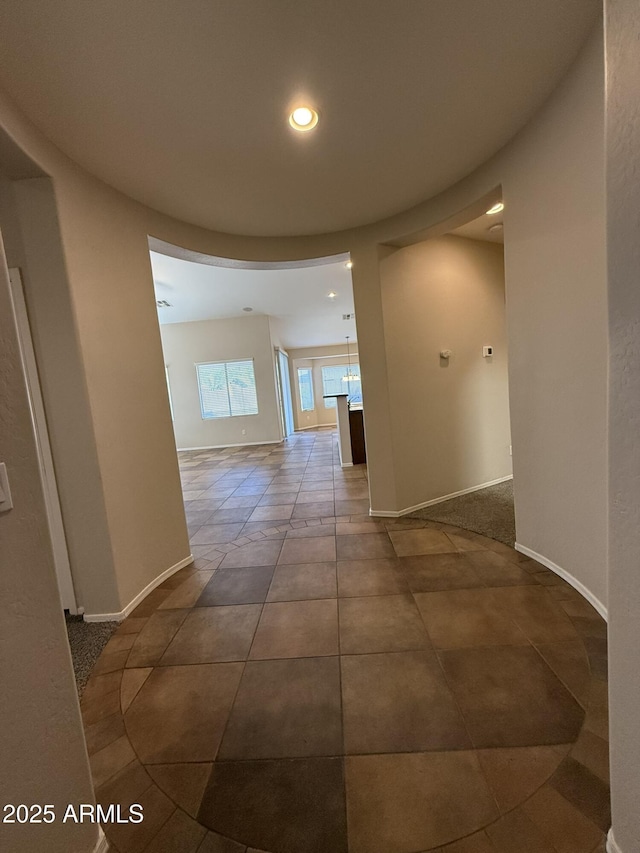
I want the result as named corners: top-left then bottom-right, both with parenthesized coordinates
top-left (414, 588), bottom-right (528, 649)
top-left (400, 552), bottom-right (485, 592)
top-left (521, 785), bottom-right (604, 853)
top-left (549, 757), bottom-right (611, 832)
top-left (199, 757), bottom-right (347, 853)
top-left (96, 758), bottom-right (152, 807)
top-left (147, 763), bottom-right (212, 818)
top-left (219, 539), bottom-right (283, 568)
top-left (267, 561), bottom-right (337, 601)
top-left (249, 598), bottom-right (338, 659)
top-left (279, 536), bottom-right (336, 564)
top-left (130, 588), bottom-right (172, 618)
top-left (336, 532), bottom-right (396, 560)
top-left (85, 713), bottom-right (126, 756)
top-left (196, 566), bottom-right (275, 606)
top-left (126, 609), bottom-right (189, 668)
top-left (158, 571), bottom-right (215, 610)
top-left (341, 651), bottom-right (470, 753)
top-left (430, 833), bottom-right (497, 853)
top-left (388, 528), bottom-right (458, 557)
top-left (439, 646), bottom-right (584, 748)
top-left (485, 808), bottom-right (556, 852)
top-left (346, 751), bottom-right (498, 853)
top-left (476, 745), bottom-right (569, 813)
top-left (93, 648), bottom-right (130, 675)
top-left (336, 521), bottom-right (386, 535)
top-left (161, 605), bottom-right (262, 664)
top-left (191, 523), bottom-right (247, 545)
top-left (125, 663), bottom-right (243, 763)
top-left (490, 586), bottom-right (579, 643)
top-left (144, 808), bottom-right (207, 853)
top-left (103, 632), bottom-right (137, 654)
top-left (81, 688), bottom-right (121, 726)
top-left (445, 532), bottom-right (489, 553)
top-left (339, 594), bottom-right (430, 654)
top-left (570, 729), bottom-right (610, 784)
top-left (197, 831), bottom-right (247, 852)
top-left (583, 679), bottom-right (609, 741)
top-left (89, 734), bottom-right (136, 788)
top-left (465, 550), bottom-right (538, 586)
top-left (535, 641), bottom-right (591, 707)
top-left (292, 500), bottom-right (335, 519)
top-left (218, 657), bottom-right (342, 759)
top-left (337, 558), bottom-right (407, 597)
top-left (103, 783), bottom-right (175, 853)
top-left (82, 669), bottom-right (123, 703)
top-left (121, 667), bottom-right (153, 713)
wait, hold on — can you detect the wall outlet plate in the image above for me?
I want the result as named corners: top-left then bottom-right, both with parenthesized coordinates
top-left (483, 346), bottom-right (493, 357)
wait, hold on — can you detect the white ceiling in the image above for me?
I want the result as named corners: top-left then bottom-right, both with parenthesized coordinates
top-left (151, 251), bottom-right (357, 349)
top-left (0, 1), bottom-right (598, 237)
top-left (451, 210), bottom-right (504, 244)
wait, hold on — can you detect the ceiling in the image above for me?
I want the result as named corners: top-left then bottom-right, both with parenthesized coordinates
top-left (0, 1), bottom-right (598, 237)
top-left (151, 251), bottom-right (357, 349)
top-left (451, 210), bottom-right (504, 244)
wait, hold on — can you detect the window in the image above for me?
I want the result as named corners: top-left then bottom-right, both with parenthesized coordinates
top-left (297, 367), bottom-right (315, 411)
top-left (196, 359), bottom-right (259, 419)
top-left (321, 363), bottom-right (362, 408)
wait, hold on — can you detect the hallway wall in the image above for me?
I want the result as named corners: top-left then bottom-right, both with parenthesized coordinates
top-left (0, 230), bottom-right (98, 853)
top-left (379, 234), bottom-right (512, 512)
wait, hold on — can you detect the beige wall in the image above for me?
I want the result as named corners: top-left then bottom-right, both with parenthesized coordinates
top-left (379, 235), bottom-right (511, 511)
top-left (0, 230), bottom-right (98, 853)
top-left (606, 0), bottom-right (640, 849)
top-left (160, 314), bottom-right (282, 449)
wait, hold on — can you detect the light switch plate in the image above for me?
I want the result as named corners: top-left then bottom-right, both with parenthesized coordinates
top-left (0, 463), bottom-right (13, 512)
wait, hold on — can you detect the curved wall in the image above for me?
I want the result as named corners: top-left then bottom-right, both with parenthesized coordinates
top-left (0, 21), bottom-right (606, 616)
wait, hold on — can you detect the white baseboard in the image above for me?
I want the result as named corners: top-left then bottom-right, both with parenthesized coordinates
top-left (369, 475), bottom-right (513, 518)
top-left (94, 827), bottom-right (110, 853)
top-left (515, 542), bottom-right (608, 622)
top-left (83, 554), bottom-right (194, 622)
top-left (295, 423), bottom-right (337, 431)
top-left (177, 440), bottom-right (282, 451)
top-left (607, 829), bottom-right (621, 853)
top-left (341, 462), bottom-right (354, 468)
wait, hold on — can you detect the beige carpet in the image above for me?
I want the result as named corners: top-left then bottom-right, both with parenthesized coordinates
top-left (408, 479), bottom-right (515, 546)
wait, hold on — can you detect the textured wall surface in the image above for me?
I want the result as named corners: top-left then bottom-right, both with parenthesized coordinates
top-left (606, 0), bottom-right (640, 849)
top-left (0, 232), bottom-right (97, 851)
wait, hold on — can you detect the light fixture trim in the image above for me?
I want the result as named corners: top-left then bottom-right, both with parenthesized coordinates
top-left (488, 223), bottom-right (504, 233)
top-left (289, 106), bottom-right (319, 132)
top-left (345, 260), bottom-right (353, 270)
top-left (327, 291), bottom-right (337, 299)
top-left (486, 202), bottom-right (505, 215)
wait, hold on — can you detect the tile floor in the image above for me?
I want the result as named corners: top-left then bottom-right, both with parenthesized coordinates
top-left (82, 428), bottom-right (610, 853)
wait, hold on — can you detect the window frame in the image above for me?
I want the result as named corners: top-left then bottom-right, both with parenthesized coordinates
top-left (321, 363), bottom-right (362, 408)
top-left (195, 358), bottom-right (259, 420)
top-left (297, 366), bottom-right (315, 412)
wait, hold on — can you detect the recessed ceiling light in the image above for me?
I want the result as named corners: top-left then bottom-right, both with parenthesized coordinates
top-left (289, 106), bottom-right (319, 132)
top-left (488, 223), bottom-right (503, 233)
top-left (486, 202), bottom-right (504, 215)
top-left (242, 306), bottom-right (253, 312)
top-left (345, 260), bottom-right (353, 270)
top-left (327, 292), bottom-right (337, 299)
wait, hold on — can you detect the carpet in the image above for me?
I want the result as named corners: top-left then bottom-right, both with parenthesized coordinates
top-left (66, 615), bottom-right (118, 696)
top-left (408, 480), bottom-right (515, 546)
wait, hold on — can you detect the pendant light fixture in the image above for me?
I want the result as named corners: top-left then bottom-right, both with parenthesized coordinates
top-left (342, 335), bottom-right (361, 394)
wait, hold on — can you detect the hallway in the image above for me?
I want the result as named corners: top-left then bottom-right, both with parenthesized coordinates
top-left (82, 431), bottom-right (609, 853)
